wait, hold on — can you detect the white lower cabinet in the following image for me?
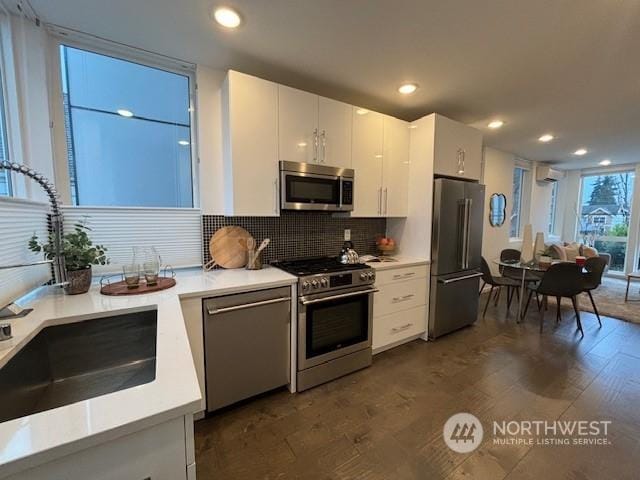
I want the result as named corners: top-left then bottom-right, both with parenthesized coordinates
top-left (373, 305), bottom-right (427, 351)
top-left (372, 264), bottom-right (429, 353)
top-left (8, 416), bottom-right (194, 480)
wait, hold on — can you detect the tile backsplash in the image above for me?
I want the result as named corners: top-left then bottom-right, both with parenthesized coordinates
top-left (202, 212), bottom-right (386, 264)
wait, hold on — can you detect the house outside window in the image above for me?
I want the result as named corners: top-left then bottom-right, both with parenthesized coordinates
top-left (510, 167), bottom-right (527, 238)
top-left (548, 181), bottom-right (558, 235)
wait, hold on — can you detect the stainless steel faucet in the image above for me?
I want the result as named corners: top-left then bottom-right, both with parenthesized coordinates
top-left (0, 162), bottom-right (66, 319)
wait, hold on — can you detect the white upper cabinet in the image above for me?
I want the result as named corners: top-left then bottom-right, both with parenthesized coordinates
top-left (222, 70), bottom-right (279, 216)
top-left (433, 114), bottom-right (483, 180)
top-left (278, 87), bottom-right (352, 168)
top-left (351, 108), bottom-right (384, 217)
top-left (318, 96), bottom-right (352, 168)
top-left (278, 85), bottom-right (319, 164)
top-left (382, 116), bottom-right (410, 217)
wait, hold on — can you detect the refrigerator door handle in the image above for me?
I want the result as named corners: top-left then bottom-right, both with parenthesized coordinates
top-left (464, 198), bottom-right (473, 269)
top-left (438, 272), bottom-right (482, 284)
top-left (460, 199), bottom-right (470, 269)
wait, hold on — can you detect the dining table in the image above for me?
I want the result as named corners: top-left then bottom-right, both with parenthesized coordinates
top-left (493, 259), bottom-right (549, 321)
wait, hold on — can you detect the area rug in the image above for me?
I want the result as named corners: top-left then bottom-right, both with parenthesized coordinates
top-left (574, 276), bottom-right (640, 324)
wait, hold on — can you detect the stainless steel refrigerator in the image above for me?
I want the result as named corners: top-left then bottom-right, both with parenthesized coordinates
top-left (429, 178), bottom-right (485, 339)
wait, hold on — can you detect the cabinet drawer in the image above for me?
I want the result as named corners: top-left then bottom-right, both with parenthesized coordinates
top-left (373, 305), bottom-right (427, 351)
top-left (375, 264), bottom-right (428, 286)
top-left (374, 278), bottom-right (427, 317)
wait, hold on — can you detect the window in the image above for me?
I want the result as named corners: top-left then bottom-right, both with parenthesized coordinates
top-left (510, 167), bottom-right (526, 238)
top-left (0, 67), bottom-right (11, 196)
top-left (548, 181), bottom-right (558, 235)
top-left (577, 171), bottom-right (635, 272)
top-left (59, 45), bottom-right (193, 207)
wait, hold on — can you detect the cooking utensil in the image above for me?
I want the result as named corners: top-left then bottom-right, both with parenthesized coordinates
top-left (208, 226), bottom-right (253, 270)
top-left (246, 238), bottom-right (270, 270)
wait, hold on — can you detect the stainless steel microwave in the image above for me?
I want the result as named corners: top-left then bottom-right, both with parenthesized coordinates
top-left (280, 161), bottom-right (354, 212)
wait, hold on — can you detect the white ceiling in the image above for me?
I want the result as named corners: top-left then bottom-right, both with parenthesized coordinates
top-left (29, 0), bottom-right (640, 170)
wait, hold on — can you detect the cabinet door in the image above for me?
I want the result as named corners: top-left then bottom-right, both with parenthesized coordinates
top-left (224, 71), bottom-right (279, 216)
top-left (351, 108), bottom-right (383, 217)
top-left (278, 85), bottom-right (319, 164)
top-left (318, 96), bottom-right (352, 168)
top-left (382, 116), bottom-right (410, 217)
top-left (433, 114), bottom-right (483, 180)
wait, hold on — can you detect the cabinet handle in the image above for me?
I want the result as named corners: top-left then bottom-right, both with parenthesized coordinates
top-left (456, 148), bottom-right (464, 175)
top-left (313, 128), bottom-right (319, 162)
top-left (383, 188), bottom-right (388, 215)
top-left (392, 294), bottom-right (414, 303)
top-left (377, 188), bottom-right (382, 215)
top-left (273, 179), bottom-right (278, 214)
top-left (392, 272), bottom-right (416, 280)
top-left (391, 323), bottom-right (414, 334)
top-left (321, 130), bottom-right (326, 163)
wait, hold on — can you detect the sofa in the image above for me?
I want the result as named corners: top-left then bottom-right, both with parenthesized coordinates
top-left (547, 242), bottom-right (611, 271)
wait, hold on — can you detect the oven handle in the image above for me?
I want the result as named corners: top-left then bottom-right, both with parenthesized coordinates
top-left (300, 288), bottom-right (378, 305)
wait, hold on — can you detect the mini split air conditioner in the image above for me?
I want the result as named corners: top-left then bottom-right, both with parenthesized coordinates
top-left (536, 165), bottom-right (564, 183)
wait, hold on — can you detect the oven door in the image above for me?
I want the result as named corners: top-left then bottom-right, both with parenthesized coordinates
top-left (281, 171), bottom-right (346, 211)
top-left (298, 286), bottom-right (376, 370)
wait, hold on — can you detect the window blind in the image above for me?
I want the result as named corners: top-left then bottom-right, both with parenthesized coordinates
top-left (0, 197), bottom-right (51, 307)
top-left (61, 206), bottom-right (202, 275)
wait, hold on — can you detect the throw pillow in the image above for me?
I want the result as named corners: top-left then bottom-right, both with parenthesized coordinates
top-left (564, 245), bottom-right (580, 261)
top-left (549, 244), bottom-right (567, 261)
top-left (583, 246), bottom-right (598, 258)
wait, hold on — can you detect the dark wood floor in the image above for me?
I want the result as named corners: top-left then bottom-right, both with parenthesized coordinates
top-left (194, 294), bottom-right (640, 479)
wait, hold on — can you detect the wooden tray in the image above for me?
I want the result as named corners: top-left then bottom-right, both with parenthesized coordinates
top-left (100, 276), bottom-right (176, 296)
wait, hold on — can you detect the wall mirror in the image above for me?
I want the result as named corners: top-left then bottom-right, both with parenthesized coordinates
top-left (489, 193), bottom-right (507, 227)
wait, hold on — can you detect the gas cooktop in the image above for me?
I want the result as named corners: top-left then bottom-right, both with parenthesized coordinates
top-left (273, 257), bottom-right (367, 276)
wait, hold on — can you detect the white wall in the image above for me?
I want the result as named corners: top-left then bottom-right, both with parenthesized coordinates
top-left (481, 147), bottom-right (557, 272)
top-left (482, 148), bottom-right (515, 272)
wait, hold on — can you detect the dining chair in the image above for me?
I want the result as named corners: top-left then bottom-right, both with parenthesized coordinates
top-left (581, 256), bottom-right (607, 327)
top-left (480, 257), bottom-right (521, 318)
top-left (522, 263), bottom-right (586, 335)
top-left (500, 249), bottom-right (541, 283)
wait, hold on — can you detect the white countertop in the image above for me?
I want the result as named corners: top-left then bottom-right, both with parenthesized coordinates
top-left (0, 266), bottom-right (297, 477)
top-left (364, 255), bottom-right (430, 271)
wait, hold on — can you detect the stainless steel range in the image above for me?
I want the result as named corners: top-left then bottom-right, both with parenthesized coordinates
top-left (273, 257), bottom-right (377, 391)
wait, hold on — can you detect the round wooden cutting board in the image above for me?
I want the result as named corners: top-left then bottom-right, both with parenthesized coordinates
top-left (209, 226), bottom-right (253, 269)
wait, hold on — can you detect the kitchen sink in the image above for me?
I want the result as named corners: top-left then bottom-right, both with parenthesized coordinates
top-left (0, 309), bottom-right (157, 423)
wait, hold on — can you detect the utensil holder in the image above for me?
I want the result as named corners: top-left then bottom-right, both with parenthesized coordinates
top-left (246, 250), bottom-right (263, 270)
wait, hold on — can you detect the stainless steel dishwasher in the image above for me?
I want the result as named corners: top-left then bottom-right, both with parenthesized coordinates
top-left (203, 286), bottom-right (291, 411)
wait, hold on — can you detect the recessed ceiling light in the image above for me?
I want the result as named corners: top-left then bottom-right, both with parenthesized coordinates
top-left (599, 159), bottom-right (611, 166)
top-left (178, 140), bottom-right (190, 146)
top-left (487, 120), bottom-right (504, 129)
top-left (355, 108), bottom-right (369, 115)
top-left (297, 142), bottom-right (307, 147)
top-left (573, 148), bottom-right (588, 156)
top-left (398, 83), bottom-right (418, 95)
top-left (117, 109), bottom-right (133, 118)
top-left (408, 125), bottom-right (418, 129)
top-left (213, 6), bottom-right (241, 28)
top-left (374, 154), bottom-right (383, 159)
top-left (538, 134), bottom-right (554, 143)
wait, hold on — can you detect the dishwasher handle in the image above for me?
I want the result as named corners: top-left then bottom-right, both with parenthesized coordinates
top-left (207, 296), bottom-right (291, 315)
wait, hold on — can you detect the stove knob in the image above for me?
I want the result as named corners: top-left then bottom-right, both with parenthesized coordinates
top-left (320, 277), bottom-right (329, 288)
top-left (303, 281), bottom-right (312, 291)
top-left (311, 279), bottom-right (320, 289)
top-left (360, 272), bottom-right (368, 281)
top-left (368, 271), bottom-right (376, 281)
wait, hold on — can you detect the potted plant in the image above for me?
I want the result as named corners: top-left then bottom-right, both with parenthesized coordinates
top-left (29, 221), bottom-right (109, 295)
